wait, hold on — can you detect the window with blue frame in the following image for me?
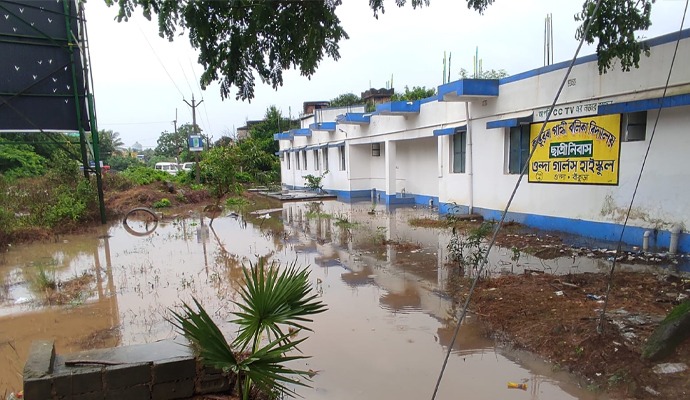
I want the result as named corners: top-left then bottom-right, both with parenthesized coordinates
top-left (508, 125), bottom-right (530, 174)
top-left (452, 130), bottom-right (466, 173)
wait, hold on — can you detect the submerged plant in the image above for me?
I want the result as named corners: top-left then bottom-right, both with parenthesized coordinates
top-left (171, 260), bottom-right (326, 400)
top-left (446, 222), bottom-right (494, 276)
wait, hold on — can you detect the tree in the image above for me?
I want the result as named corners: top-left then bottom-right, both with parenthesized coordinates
top-left (110, 0), bottom-right (657, 101)
top-left (0, 138), bottom-right (47, 180)
top-left (329, 93), bottom-right (361, 107)
top-left (247, 106), bottom-right (298, 155)
top-left (459, 68), bottom-right (509, 79)
top-left (154, 123), bottom-right (195, 160)
top-left (391, 86), bottom-right (436, 102)
top-left (108, 0), bottom-right (348, 101)
top-left (99, 129), bottom-right (125, 159)
top-left (575, 0), bottom-right (653, 73)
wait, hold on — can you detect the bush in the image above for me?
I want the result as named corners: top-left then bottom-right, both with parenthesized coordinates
top-left (153, 198), bottom-right (172, 208)
top-left (107, 155), bottom-right (142, 172)
top-left (102, 172), bottom-right (134, 192)
top-left (122, 165), bottom-right (173, 185)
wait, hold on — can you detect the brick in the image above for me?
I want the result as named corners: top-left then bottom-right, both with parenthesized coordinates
top-left (23, 377), bottom-right (52, 400)
top-left (195, 374), bottom-right (231, 395)
top-left (71, 367), bottom-right (103, 395)
top-left (151, 379), bottom-right (194, 400)
top-left (72, 392), bottom-right (104, 400)
top-left (52, 370), bottom-right (73, 397)
top-left (152, 357), bottom-right (195, 383)
top-left (105, 384), bottom-right (151, 400)
top-left (104, 362), bottom-right (152, 389)
top-left (23, 340), bottom-right (55, 379)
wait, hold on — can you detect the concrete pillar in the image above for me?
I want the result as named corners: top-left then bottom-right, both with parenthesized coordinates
top-left (385, 140), bottom-right (397, 200)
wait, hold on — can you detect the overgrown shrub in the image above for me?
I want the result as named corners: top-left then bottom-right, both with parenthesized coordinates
top-left (153, 198), bottom-right (172, 208)
top-left (121, 165), bottom-right (173, 185)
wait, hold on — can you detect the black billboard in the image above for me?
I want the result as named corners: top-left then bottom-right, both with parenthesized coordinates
top-left (0, 0), bottom-right (89, 132)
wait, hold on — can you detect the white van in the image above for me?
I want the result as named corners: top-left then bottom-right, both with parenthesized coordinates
top-left (154, 162), bottom-right (179, 175)
top-left (181, 162), bottom-right (196, 172)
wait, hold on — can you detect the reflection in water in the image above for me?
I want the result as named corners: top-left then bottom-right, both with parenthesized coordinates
top-left (0, 200), bottom-right (609, 399)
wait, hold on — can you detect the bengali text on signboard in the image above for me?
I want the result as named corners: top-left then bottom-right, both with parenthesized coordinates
top-left (528, 115), bottom-right (621, 185)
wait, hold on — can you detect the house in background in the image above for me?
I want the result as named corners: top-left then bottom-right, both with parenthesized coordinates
top-left (275, 29), bottom-right (690, 252)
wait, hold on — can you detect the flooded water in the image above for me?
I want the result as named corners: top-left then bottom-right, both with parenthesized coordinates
top-left (0, 198), bottom-right (615, 399)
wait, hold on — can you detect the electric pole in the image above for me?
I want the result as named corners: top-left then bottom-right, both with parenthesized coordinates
top-left (183, 95), bottom-right (203, 184)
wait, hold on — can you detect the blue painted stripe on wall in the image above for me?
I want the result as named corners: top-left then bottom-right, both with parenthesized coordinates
top-left (486, 114), bottom-right (533, 129)
top-left (498, 28), bottom-right (690, 86)
top-left (598, 93), bottom-right (690, 114)
top-left (440, 203), bottom-right (690, 253)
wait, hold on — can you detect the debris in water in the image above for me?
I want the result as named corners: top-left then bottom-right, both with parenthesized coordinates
top-left (507, 382), bottom-right (527, 390)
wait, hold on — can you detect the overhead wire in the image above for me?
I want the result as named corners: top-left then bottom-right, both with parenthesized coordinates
top-left (597, 0), bottom-right (689, 333)
top-left (133, 19), bottom-right (186, 101)
top-left (429, 0), bottom-right (604, 398)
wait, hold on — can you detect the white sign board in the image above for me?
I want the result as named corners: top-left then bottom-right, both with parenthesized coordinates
top-left (534, 100), bottom-right (613, 122)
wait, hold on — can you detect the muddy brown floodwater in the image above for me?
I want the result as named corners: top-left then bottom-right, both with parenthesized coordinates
top-left (1, 198), bottom-right (627, 399)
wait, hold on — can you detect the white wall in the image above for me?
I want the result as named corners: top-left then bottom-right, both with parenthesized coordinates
top-left (438, 34), bottom-right (690, 231)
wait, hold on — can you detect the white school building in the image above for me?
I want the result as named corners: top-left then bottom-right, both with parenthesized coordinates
top-left (274, 29), bottom-right (690, 252)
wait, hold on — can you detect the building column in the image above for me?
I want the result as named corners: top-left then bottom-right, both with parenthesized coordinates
top-left (385, 140), bottom-right (397, 203)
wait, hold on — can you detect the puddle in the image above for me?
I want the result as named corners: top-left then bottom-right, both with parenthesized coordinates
top-left (0, 198), bottom-right (650, 398)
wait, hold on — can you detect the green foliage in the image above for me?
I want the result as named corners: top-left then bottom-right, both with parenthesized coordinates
top-left (390, 85), bottom-right (436, 101)
top-left (44, 179), bottom-right (97, 227)
top-left (109, 1), bottom-right (348, 101)
top-left (98, 129), bottom-right (125, 159)
top-left (334, 217), bottom-right (357, 229)
top-left (247, 106), bottom-right (299, 156)
top-left (329, 93), bottom-right (361, 107)
top-left (121, 165), bottom-right (173, 185)
top-left (111, 0), bottom-right (656, 101)
top-left (171, 298), bottom-right (311, 400)
top-left (447, 222), bottom-right (493, 273)
top-left (0, 138), bottom-right (47, 180)
top-left (31, 263), bottom-right (57, 292)
top-left (172, 259), bottom-right (325, 399)
top-left (303, 171), bottom-right (328, 192)
top-left (231, 260), bottom-right (327, 352)
top-left (365, 100), bottom-right (376, 112)
top-left (576, 0), bottom-right (652, 73)
top-left (155, 123), bottom-right (197, 159)
top-left (153, 198), bottom-right (172, 209)
top-left (202, 146), bottom-right (243, 200)
top-left (106, 155), bottom-right (141, 172)
top-left (225, 196), bottom-right (250, 209)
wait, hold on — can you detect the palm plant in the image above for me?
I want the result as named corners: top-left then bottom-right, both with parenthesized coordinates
top-left (171, 260), bottom-right (326, 400)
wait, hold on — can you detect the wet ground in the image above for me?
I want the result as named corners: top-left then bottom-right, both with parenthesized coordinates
top-left (2, 197), bottom-right (685, 398)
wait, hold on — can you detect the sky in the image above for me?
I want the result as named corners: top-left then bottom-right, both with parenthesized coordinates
top-left (84, 0), bottom-right (689, 149)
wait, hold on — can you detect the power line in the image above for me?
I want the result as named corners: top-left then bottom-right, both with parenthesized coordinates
top-left (430, 0), bottom-right (605, 398)
top-left (133, 19), bottom-right (185, 100)
top-left (597, 0), bottom-right (689, 333)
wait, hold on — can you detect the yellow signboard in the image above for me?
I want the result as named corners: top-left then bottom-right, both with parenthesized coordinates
top-left (529, 114), bottom-right (621, 185)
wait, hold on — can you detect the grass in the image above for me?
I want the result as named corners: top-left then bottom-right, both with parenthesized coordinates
top-left (334, 217), bottom-right (358, 229)
top-left (226, 196), bottom-right (251, 209)
top-left (305, 211), bottom-right (332, 220)
top-left (31, 264), bottom-right (57, 292)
